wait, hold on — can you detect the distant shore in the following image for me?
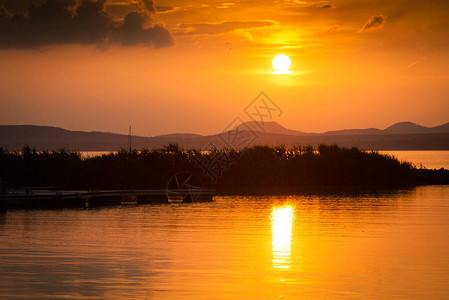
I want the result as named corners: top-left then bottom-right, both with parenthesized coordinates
top-left (1, 144), bottom-right (448, 193)
top-left (2, 124), bottom-right (449, 151)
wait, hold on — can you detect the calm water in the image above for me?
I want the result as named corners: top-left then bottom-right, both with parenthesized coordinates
top-left (1, 186), bottom-right (449, 299)
top-left (379, 151), bottom-right (449, 170)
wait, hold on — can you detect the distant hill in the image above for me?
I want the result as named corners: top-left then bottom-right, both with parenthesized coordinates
top-left (323, 128), bottom-right (382, 135)
top-left (235, 121), bottom-right (449, 136)
top-left (235, 121), bottom-right (313, 136)
top-left (325, 121), bottom-right (449, 135)
top-left (157, 133), bottom-right (203, 139)
top-left (431, 122), bottom-right (449, 133)
top-left (0, 125), bottom-right (208, 151)
top-left (1, 121), bottom-right (449, 151)
top-left (0, 125), bottom-right (130, 151)
top-left (383, 122), bottom-right (429, 134)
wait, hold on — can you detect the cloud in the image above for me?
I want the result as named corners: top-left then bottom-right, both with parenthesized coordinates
top-left (217, 2), bottom-right (235, 9)
top-left (0, 0), bottom-right (173, 48)
top-left (360, 14), bottom-right (386, 32)
top-left (113, 11), bottom-right (173, 48)
top-left (321, 4), bottom-right (332, 8)
top-left (141, 0), bottom-right (154, 14)
top-left (407, 56), bottom-right (427, 68)
top-left (155, 6), bottom-right (174, 12)
top-left (175, 20), bottom-right (277, 35)
top-left (1, 0), bottom-right (45, 13)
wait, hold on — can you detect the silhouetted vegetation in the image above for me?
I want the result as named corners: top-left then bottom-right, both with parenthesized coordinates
top-left (0, 144), bottom-right (448, 190)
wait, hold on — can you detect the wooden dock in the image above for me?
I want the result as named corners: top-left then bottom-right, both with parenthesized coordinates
top-left (0, 189), bottom-right (215, 209)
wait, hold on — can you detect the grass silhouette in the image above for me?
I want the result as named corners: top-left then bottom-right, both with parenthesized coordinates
top-left (0, 144), bottom-right (448, 190)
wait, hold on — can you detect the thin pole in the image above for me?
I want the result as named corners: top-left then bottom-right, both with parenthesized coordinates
top-left (128, 125), bottom-right (132, 151)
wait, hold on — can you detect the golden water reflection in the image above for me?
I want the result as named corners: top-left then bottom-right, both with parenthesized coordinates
top-left (271, 205), bottom-right (294, 269)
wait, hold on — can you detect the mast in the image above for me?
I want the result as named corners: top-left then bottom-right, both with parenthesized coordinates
top-left (128, 125), bottom-right (132, 151)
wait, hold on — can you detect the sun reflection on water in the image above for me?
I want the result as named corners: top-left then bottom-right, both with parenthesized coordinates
top-left (271, 205), bottom-right (294, 269)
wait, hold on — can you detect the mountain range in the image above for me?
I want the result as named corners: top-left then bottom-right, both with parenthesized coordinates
top-left (238, 121), bottom-right (449, 136)
top-left (1, 121), bottom-right (449, 151)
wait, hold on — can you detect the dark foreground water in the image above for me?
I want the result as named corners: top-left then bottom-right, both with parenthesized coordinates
top-left (1, 186), bottom-right (449, 299)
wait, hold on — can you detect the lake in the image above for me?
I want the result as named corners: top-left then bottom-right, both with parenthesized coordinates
top-left (379, 151), bottom-right (449, 170)
top-left (1, 185), bottom-right (449, 298)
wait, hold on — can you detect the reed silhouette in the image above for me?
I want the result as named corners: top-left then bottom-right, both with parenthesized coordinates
top-left (0, 144), bottom-right (448, 190)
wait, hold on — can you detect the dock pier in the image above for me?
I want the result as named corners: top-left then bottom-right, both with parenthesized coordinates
top-left (0, 189), bottom-right (215, 209)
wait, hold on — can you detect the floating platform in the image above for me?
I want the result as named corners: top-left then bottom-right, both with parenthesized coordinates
top-left (0, 189), bottom-right (215, 209)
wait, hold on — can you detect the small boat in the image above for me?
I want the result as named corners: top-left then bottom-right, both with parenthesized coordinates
top-left (167, 195), bottom-right (184, 203)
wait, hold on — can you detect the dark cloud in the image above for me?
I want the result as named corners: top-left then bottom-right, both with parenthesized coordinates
top-left (360, 14), bottom-right (386, 32)
top-left (321, 4), bottom-right (332, 8)
top-left (113, 11), bottom-right (173, 48)
top-left (155, 6), bottom-right (175, 13)
top-left (141, 0), bottom-right (155, 14)
top-left (2, 0), bottom-right (46, 13)
top-left (0, 0), bottom-right (173, 48)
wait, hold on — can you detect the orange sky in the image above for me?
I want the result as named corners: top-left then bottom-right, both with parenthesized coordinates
top-left (0, 0), bottom-right (448, 136)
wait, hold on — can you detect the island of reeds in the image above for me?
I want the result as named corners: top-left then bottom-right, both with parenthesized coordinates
top-left (1, 144), bottom-right (448, 192)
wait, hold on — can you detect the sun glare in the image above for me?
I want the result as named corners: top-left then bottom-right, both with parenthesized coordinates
top-left (272, 54), bottom-right (291, 74)
top-left (272, 205), bottom-right (294, 269)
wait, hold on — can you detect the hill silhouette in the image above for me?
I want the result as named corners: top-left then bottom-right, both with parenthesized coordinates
top-left (235, 121), bottom-right (313, 136)
top-left (325, 121), bottom-right (449, 135)
top-left (1, 121), bottom-right (449, 151)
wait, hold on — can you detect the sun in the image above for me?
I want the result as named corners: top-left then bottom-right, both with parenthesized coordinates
top-left (272, 54), bottom-right (291, 74)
